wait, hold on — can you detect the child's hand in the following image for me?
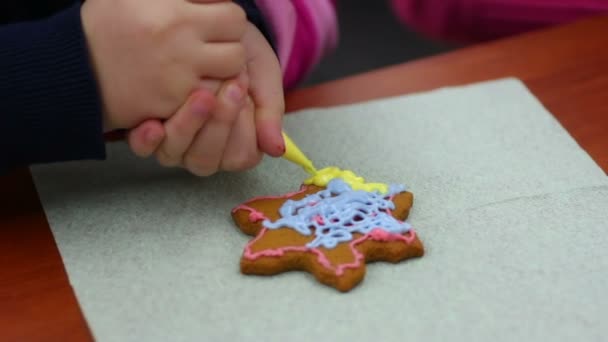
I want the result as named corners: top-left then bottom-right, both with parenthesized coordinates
top-left (81, 0), bottom-right (248, 131)
top-left (125, 23), bottom-right (286, 176)
top-left (127, 74), bottom-right (263, 176)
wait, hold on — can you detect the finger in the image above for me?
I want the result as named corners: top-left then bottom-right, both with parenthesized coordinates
top-left (184, 80), bottom-right (245, 176)
top-left (243, 24), bottom-right (286, 157)
top-left (185, 2), bottom-right (247, 42)
top-left (155, 89), bottom-right (215, 167)
top-left (220, 95), bottom-right (262, 171)
top-left (199, 68), bottom-right (249, 95)
top-left (193, 42), bottom-right (246, 79)
top-left (127, 120), bottom-right (166, 158)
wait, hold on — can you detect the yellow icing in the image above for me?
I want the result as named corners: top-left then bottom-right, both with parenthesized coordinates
top-left (282, 132), bottom-right (317, 175)
top-left (280, 132), bottom-right (388, 193)
top-left (303, 166), bottom-right (389, 194)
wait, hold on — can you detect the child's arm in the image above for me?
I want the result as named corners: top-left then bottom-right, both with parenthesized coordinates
top-left (1, 0), bottom-right (248, 174)
top-left (0, 4), bottom-right (106, 173)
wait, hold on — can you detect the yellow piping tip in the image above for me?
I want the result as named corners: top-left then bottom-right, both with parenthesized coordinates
top-left (281, 132), bottom-right (317, 175)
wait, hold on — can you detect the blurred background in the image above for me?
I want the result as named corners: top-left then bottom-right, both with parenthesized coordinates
top-left (303, 0), bottom-right (455, 86)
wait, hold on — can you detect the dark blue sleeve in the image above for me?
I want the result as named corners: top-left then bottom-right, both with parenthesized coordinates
top-left (0, 1), bottom-right (274, 175)
top-left (233, 0), bottom-right (276, 52)
top-left (0, 3), bottom-right (105, 174)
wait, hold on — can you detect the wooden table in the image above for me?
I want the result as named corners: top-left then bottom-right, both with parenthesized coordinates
top-left (2, 15), bottom-right (607, 341)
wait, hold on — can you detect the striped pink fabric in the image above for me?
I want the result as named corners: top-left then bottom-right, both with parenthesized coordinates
top-left (389, 0), bottom-right (608, 42)
top-left (255, 0), bottom-right (338, 89)
top-left (254, 1), bottom-right (607, 89)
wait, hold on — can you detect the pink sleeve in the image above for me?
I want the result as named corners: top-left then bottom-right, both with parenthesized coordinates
top-left (390, 0), bottom-right (608, 43)
top-left (255, 0), bottom-right (339, 89)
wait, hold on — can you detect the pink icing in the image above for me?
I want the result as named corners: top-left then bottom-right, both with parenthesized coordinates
top-left (369, 227), bottom-right (395, 241)
top-left (235, 190), bottom-right (418, 276)
top-left (231, 185), bottom-right (309, 218)
top-left (248, 210), bottom-right (266, 222)
top-left (243, 227), bottom-right (418, 276)
top-left (313, 215), bottom-right (325, 225)
top-left (232, 186), bottom-right (306, 218)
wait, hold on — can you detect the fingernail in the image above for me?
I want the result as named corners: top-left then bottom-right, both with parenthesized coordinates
top-left (274, 123), bottom-right (285, 152)
top-left (277, 143), bottom-right (286, 155)
top-left (227, 84), bottom-right (244, 104)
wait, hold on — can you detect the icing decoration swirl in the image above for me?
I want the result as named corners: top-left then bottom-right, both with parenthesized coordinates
top-left (303, 167), bottom-right (389, 194)
top-left (263, 178), bottom-right (411, 249)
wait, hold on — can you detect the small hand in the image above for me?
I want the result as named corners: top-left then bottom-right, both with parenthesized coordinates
top-left (126, 23), bottom-right (286, 175)
top-left (81, 0), bottom-right (248, 131)
top-left (128, 74), bottom-right (262, 176)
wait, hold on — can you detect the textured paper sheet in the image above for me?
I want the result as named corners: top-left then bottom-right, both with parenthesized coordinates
top-left (32, 79), bottom-right (608, 342)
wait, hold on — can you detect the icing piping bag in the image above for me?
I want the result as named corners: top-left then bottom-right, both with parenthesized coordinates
top-left (281, 131), bottom-right (317, 175)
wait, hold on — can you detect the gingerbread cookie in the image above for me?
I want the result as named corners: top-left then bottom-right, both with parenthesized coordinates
top-left (231, 168), bottom-right (424, 292)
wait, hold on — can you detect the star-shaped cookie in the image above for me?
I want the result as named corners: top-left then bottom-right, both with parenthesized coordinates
top-left (231, 179), bottom-right (424, 292)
